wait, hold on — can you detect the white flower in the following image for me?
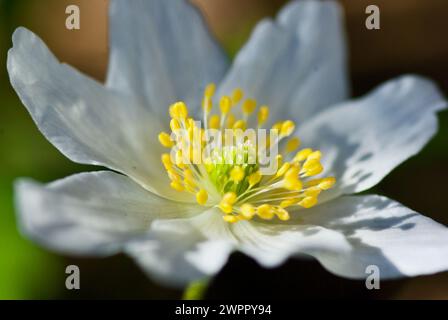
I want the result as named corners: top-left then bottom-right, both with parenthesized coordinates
top-left (8, 0), bottom-right (448, 288)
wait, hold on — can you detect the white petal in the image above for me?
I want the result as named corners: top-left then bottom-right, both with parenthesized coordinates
top-left (7, 27), bottom-right (186, 200)
top-left (107, 0), bottom-right (228, 118)
top-left (217, 0), bottom-right (348, 123)
top-left (231, 219), bottom-right (351, 268)
top-left (301, 195), bottom-right (448, 278)
top-left (15, 171), bottom-right (201, 257)
top-left (233, 195), bottom-right (448, 279)
top-left (298, 75), bottom-right (447, 201)
top-left (125, 209), bottom-right (235, 287)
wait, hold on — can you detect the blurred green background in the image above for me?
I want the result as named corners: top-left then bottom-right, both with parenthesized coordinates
top-left (0, 0), bottom-right (447, 299)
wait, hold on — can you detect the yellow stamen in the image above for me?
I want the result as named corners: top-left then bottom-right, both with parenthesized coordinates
top-left (161, 153), bottom-right (172, 169)
top-left (232, 88), bottom-right (243, 105)
top-left (242, 99), bottom-right (256, 115)
top-left (209, 114), bottom-right (220, 129)
top-left (223, 215), bottom-right (239, 223)
top-left (276, 162), bottom-right (291, 177)
top-left (233, 120), bottom-right (246, 130)
top-left (285, 137), bottom-right (300, 153)
top-left (196, 189), bottom-right (208, 205)
top-left (318, 177), bottom-right (336, 190)
top-left (220, 96), bottom-right (232, 114)
top-left (248, 171), bottom-right (262, 186)
top-left (294, 148), bottom-right (313, 162)
top-left (257, 204), bottom-right (274, 220)
top-left (170, 181), bottom-right (184, 192)
top-left (302, 159), bottom-right (323, 177)
top-left (280, 120), bottom-right (295, 137)
top-left (204, 83), bottom-right (216, 99)
top-left (158, 132), bottom-right (174, 148)
top-left (159, 87), bottom-right (336, 224)
top-left (169, 101), bottom-right (188, 120)
top-left (230, 166), bottom-right (245, 183)
top-left (308, 150), bottom-right (322, 161)
top-left (170, 118), bottom-right (181, 131)
top-left (226, 113), bottom-right (236, 128)
top-left (240, 203), bottom-right (255, 219)
top-left (272, 122), bottom-right (283, 132)
top-left (274, 207), bottom-right (290, 221)
top-left (298, 196), bottom-right (317, 208)
top-left (202, 98), bottom-right (212, 113)
top-left (219, 192), bottom-right (237, 214)
top-left (280, 199), bottom-right (296, 208)
top-left (258, 106), bottom-right (269, 126)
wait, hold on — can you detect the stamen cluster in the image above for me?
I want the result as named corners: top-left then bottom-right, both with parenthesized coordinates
top-left (158, 83), bottom-right (335, 223)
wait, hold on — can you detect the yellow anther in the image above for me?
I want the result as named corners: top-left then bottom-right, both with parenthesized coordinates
top-left (302, 159), bottom-right (323, 177)
top-left (318, 177), bottom-right (336, 190)
top-left (249, 171), bottom-right (262, 186)
top-left (280, 199), bottom-right (296, 208)
top-left (167, 169), bottom-right (181, 182)
top-left (285, 137), bottom-right (301, 153)
top-left (169, 104), bottom-right (176, 118)
top-left (233, 120), bottom-right (246, 130)
top-left (204, 83), bottom-right (216, 99)
top-left (294, 148), bottom-right (313, 162)
top-left (161, 153), bottom-right (172, 169)
top-left (219, 203), bottom-right (233, 214)
top-left (284, 166), bottom-right (302, 191)
top-left (299, 196), bottom-right (318, 208)
top-left (242, 99), bottom-right (257, 115)
top-left (257, 204), bottom-right (274, 220)
top-left (230, 166), bottom-right (245, 183)
top-left (232, 88), bottom-right (244, 105)
top-left (308, 150), bottom-right (322, 161)
top-left (222, 192), bottom-right (237, 205)
top-left (272, 122), bottom-right (283, 132)
top-left (276, 162), bottom-right (291, 177)
top-left (275, 207), bottom-right (290, 221)
top-left (175, 149), bottom-right (185, 167)
top-left (169, 101), bottom-right (188, 119)
top-left (170, 181), bottom-right (184, 192)
top-left (183, 168), bottom-right (194, 181)
top-left (209, 114), bottom-right (220, 129)
top-left (280, 120), bottom-right (295, 137)
top-left (240, 203), bottom-right (255, 219)
top-left (196, 189), bottom-right (208, 205)
top-left (284, 178), bottom-right (303, 191)
top-left (158, 132), bottom-right (174, 148)
top-left (258, 106), bottom-right (269, 126)
top-left (186, 118), bottom-right (195, 129)
top-left (170, 118), bottom-right (181, 132)
top-left (220, 96), bottom-right (232, 114)
top-left (223, 215), bottom-right (238, 223)
top-left (219, 192), bottom-right (237, 214)
top-left (285, 166), bottom-right (300, 180)
top-left (226, 113), bottom-right (236, 128)
top-left (304, 187), bottom-right (321, 198)
top-left (179, 104), bottom-right (189, 119)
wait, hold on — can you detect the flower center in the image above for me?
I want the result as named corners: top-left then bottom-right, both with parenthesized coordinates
top-left (158, 83), bottom-right (335, 223)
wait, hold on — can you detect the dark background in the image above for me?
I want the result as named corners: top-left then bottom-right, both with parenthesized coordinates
top-left (0, 0), bottom-right (447, 299)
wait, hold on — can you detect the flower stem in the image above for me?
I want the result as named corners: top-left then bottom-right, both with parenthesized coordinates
top-left (182, 279), bottom-right (210, 300)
